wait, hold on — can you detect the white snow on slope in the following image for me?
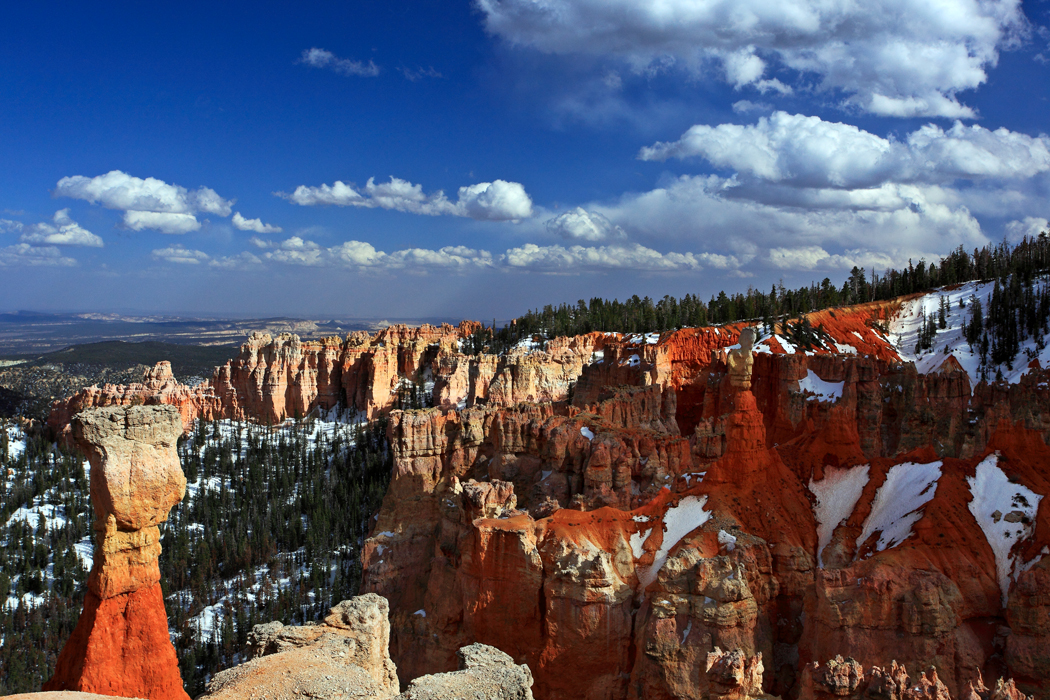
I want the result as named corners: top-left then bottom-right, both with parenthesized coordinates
top-left (4, 425), bottom-right (26, 460)
top-left (638, 495), bottom-right (712, 589)
top-left (856, 461), bottom-right (941, 555)
top-left (514, 336), bottom-right (545, 353)
top-left (966, 453), bottom-right (1043, 605)
top-left (630, 528), bottom-right (652, 559)
top-left (580, 426), bottom-right (595, 441)
top-left (809, 465), bottom-right (871, 567)
top-left (889, 277), bottom-right (1050, 390)
top-left (798, 370), bottom-right (844, 402)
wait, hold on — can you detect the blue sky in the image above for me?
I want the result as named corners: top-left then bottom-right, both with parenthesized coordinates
top-left (2, 0), bottom-right (1049, 320)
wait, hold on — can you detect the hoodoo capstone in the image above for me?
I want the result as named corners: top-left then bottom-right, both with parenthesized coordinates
top-left (44, 405), bottom-right (190, 700)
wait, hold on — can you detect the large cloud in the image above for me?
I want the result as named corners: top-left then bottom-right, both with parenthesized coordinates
top-left (475, 0), bottom-right (1028, 117)
top-left (282, 176), bottom-right (534, 221)
top-left (587, 173), bottom-right (989, 277)
top-left (19, 209), bottom-right (103, 247)
top-left (640, 112), bottom-right (1050, 189)
top-left (56, 170), bottom-right (234, 233)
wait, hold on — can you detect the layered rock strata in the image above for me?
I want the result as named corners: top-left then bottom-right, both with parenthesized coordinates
top-left (362, 341), bottom-right (1050, 699)
top-left (48, 324), bottom-right (606, 437)
top-left (44, 405), bottom-right (189, 700)
top-left (42, 300), bottom-right (1050, 700)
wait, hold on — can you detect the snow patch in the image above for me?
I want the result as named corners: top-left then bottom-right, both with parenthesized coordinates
top-left (809, 465), bottom-right (871, 567)
top-left (638, 496), bottom-right (712, 589)
top-left (413, 609), bottom-right (427, 617)
top-left (580, 426), bottom-right (595, 441)
top-left (682, 472), bottom-right (706, 486)
top-left (798, 370), bottom-right (844, 402)
top-left (3, 425), bottom-right (26, 460)
top-left (856, 461), bottom-right (941, 556)
top-left (776, 335), bottom-right (797, 355)
top-left (630, 528), bottom-right (652, 559)
top-left (966, 454), bottom-right (1043, 605)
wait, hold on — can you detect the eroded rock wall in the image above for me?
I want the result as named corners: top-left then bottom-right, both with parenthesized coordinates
top-left (363, 330), bottom-right (1050, 700)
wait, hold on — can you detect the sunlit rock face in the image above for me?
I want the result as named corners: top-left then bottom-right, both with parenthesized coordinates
top-left (44, 405), bottom-right (190, 700)
top-left (359, 302), bottom-right (1050, 700)
top-left (41, 298), bottom-right (1050, 699)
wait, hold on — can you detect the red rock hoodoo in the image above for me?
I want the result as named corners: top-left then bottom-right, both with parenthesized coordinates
top-left (44, 405), bottom-right (190, 700)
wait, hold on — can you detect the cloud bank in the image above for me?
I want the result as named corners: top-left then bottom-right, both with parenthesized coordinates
top-left (475, 0), bottom-right (1029, 117)
top-left (283, 176), bottom-right (534, 221)
top-left (640, 112), bottom-right (1050, 188)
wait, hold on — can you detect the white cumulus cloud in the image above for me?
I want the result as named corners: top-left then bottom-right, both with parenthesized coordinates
top-left (124, 211), bottom-right (202, 235)
top-left (232, 212), bottom-right (283, 234)
top-left (1005, 216), bottom-right (1050, 242)
top-left (55, 170), bottom-right (237, 234)
top-left (475, 0), bottom-right (1028, 117)
top-left (282, 176), bottom-right (534, 221)
top-left (545, 207), bottom-right (626, 241)
top-left (640, 112), bottom-right (1050, 189)
top-left (19, 209), bottom-right (103, 248)
top-left (56, 170), bottom-right (233, 215)
top-left (300, 48), bottom-right (380, 77)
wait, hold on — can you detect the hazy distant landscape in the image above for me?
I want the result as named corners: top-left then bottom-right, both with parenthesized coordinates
top-left (0, 311), bottom-right (462, 356)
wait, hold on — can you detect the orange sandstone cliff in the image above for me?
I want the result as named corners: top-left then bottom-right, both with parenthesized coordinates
top-left (43, 303), bottom-right (1050, 699)
top-left (356, 308), bottom-right (1048, 700)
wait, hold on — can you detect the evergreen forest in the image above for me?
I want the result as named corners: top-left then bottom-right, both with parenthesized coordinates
top-left (0, 416), bottom-right (392, 697)
top-left (478, 232), bottom-right (1050, 347)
